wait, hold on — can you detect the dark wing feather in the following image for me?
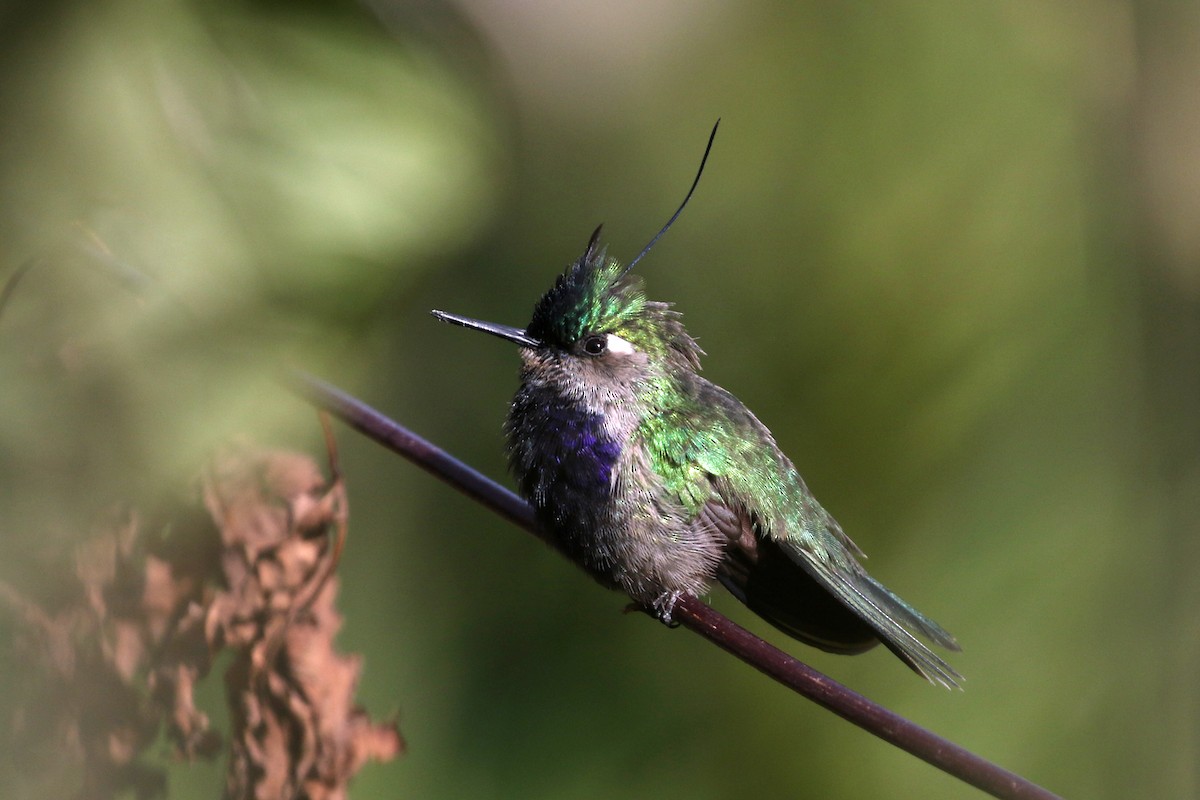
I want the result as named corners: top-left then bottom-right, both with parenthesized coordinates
top-left (703, 501), bottom-right (880, 654)
top-left (772, 535), bottom-right (963, 688)
top-left (702, 488), bottom-right (963, 688)
top-left (654, 374), bottom-right (962, 686)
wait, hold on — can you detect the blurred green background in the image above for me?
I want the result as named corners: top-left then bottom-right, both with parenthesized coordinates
top-left (1, 1), bottom-right (1197, 798)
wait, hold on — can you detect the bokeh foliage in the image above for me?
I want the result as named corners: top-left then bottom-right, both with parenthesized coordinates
top-left (1, 1), bottom-right (1196, 798)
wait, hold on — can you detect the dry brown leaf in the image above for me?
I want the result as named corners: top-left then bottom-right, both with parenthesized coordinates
top-left (2, 442), bottom-right (401, 799)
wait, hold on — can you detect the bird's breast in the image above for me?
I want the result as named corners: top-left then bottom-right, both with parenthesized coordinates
top-left (506, 387), bottom-right (626, 565)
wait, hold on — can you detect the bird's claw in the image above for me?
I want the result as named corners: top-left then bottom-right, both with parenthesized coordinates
top-left (652, 591), bottom-right (683, 628)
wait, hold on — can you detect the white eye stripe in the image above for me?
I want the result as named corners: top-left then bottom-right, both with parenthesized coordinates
top-left (605, 333), bottom-right (637, 355)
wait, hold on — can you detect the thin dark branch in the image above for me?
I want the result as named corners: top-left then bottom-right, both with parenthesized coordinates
top-left (285, 370), bottom-right (1063, 800)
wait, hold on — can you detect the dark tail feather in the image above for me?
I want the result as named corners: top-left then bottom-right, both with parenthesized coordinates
top-left (723, 538), bottom-right (962, 688)
top-left (860, 574), bottom-right (960, 651)
top-left (801, 561), bottom-right (962, 688)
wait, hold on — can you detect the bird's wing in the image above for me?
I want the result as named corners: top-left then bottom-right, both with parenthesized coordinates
top-left (767, 525), bottom-right (963, 688)
top-left (660, 376), bottom-right (962, 687)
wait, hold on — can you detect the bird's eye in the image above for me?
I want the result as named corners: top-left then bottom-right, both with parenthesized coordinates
top-left (581, 334), bottom-right (607, 356)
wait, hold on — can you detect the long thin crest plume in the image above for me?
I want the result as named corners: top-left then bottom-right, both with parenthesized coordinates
top-left (623, 119), bottom-right (720, 277)
top-left (525, 123), bottom-right (719, 359)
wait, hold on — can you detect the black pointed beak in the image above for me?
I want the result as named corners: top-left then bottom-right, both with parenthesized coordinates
top-left (431, 309), bottom-right (542, 348)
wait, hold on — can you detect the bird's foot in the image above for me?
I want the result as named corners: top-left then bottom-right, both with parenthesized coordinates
top-left (651, 591), bottom-right (683, 628)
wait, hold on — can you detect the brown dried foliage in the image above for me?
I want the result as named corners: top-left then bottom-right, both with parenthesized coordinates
top-left (0, 444), bottom-right (402, 799)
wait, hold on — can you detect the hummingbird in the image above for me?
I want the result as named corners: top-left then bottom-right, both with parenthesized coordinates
top-left (432, 124), bottom-right (961, 687)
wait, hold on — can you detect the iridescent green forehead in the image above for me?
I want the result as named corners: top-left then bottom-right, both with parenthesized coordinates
top-left (525, 251), bottom-right (645, 346)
